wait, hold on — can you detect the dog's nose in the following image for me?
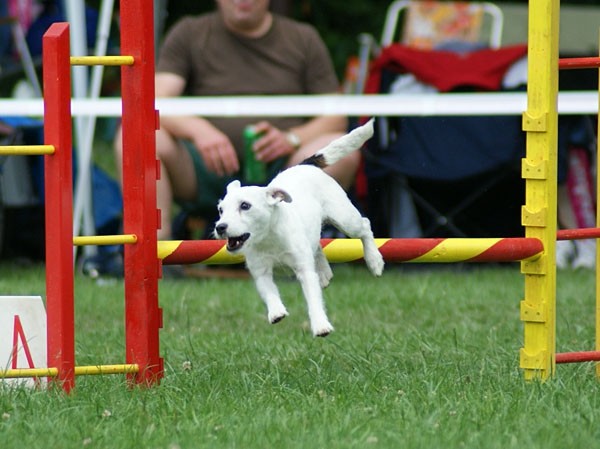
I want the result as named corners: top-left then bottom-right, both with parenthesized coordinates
top-left (215, 223), bottom-right (228, 235)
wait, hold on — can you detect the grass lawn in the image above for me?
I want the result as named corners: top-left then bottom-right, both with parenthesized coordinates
top-left (0, 261), bottom-right (599, 448)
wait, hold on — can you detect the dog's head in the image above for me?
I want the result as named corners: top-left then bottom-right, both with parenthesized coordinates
top-left (214, 180), bottom-right (292, 253)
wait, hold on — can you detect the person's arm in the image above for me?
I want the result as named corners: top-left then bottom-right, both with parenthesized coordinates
top-left (251, 115), bottom-right (348, 163)
top-left (288, 115), bottom-right (348, 146)
top-left (250, 22), bottom-right (348, 163)
top-left (156, 72), bottom-right (239, 176)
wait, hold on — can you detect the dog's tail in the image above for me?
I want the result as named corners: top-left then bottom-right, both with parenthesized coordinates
top-left (300, 118), bottom-right (374, 169)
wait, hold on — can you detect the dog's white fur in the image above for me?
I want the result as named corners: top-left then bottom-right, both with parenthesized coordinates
top-left (214, 119), bottom-right (384, 336)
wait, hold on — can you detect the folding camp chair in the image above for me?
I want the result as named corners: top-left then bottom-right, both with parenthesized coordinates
top-left (355, 0), bottom-right (503, 94)
top-left (362, 43), bottom-right (529, 238)
top-left (353, 1), bottom-right (535, 238)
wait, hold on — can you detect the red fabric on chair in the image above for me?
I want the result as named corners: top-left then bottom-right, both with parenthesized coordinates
top-left (365, 43), bottom-right (528, 94)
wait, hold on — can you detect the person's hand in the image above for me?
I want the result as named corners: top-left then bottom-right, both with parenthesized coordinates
top-left (252, 121), bottom-right (298, 163)
top-left (192, 123), bottom-right (239, 177)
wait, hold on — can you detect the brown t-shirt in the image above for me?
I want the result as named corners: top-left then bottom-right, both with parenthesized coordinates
top-left (157, 12), bottom-right (340, 155)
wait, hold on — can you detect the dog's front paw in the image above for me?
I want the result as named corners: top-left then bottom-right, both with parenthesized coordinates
top-left (268, 308), bottom-right (289, 324)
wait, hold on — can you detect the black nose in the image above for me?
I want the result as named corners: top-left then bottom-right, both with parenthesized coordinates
top-left (216, 223), bottom-right (228, 235)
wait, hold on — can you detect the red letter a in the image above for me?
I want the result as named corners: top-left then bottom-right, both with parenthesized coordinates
top-left (12, 315), bottom-right (36, 369)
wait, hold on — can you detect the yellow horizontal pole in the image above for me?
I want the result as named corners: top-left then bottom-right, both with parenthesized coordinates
top-left (0, 145), bottom-right (55, 155)
top-left (74, 364), bottom-right (139, 376)
top-left (0, 364), bottom-right (139, 379)
top-left (0, 367), bottom-right (58, 378)
top-left (73, 234), bottom-right (137, 246)
top-left (70, 55), bottom-right (134, 66)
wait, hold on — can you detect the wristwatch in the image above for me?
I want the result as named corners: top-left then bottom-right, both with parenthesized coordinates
top-left (285, 131), bottom-right (302, 150)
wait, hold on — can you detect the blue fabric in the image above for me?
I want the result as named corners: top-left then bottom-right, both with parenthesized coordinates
top-left (90, 165), bottom-right (122, 231)
top-left (0, 1), bottom-right (10, 59)
top-left (32, 159), bottom-right (123, 232)
top-left (366, 114), bottom-right (525, 181)
top-left (365, 112), bottom-right (593, 183)
top-left (25, 1), bottom-right (98, 56)
top-left (364, 59), bottom-right (528, 182)
top-left (1, 115), bottom-right (122, 232)
top-left (1, 116), bottom-right (43, 129)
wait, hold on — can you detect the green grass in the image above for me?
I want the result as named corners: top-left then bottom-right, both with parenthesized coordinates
top-left (1, 262), bottom-right (599, 448)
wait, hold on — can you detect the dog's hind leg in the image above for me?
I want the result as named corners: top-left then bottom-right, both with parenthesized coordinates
top-left (295, 268), bottom-right (334, 337)
top-left (357, 217), bottom-right (385, 276)
top-left (330, 207), bottom-right (384, 277)
top-left (315, 246), bottom-right (333, 288)
top-left (247, 262), bottom-right (289, 324)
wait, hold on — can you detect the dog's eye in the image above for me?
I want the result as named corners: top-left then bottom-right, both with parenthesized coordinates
top-left (240, 201), bottom-right (251, 211)
top-left (218, 206), bottom-right (223, 216)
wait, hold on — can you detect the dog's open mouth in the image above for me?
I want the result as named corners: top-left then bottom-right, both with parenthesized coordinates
top-left (226, 233), bottom-right (250, 252)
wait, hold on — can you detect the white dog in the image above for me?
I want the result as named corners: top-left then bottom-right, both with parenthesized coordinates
top-left (214, 119), bottom-right (384, 337)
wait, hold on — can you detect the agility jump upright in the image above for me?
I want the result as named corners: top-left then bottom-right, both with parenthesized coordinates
top-left (45, 0), bottom-right (163, 390)
top-left (0, 0), bottom-right (162, 392)
top-left (518, 0), bottom-right (560, 381)
top-left (519, 0), bottom-right (600, 380)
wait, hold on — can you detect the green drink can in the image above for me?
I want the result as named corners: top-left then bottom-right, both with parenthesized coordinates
top-left (243, 125), bottom-right (267, 185)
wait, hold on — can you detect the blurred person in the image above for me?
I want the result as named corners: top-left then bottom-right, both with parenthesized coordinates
top-left (114, 0), bottom-right (356, 241)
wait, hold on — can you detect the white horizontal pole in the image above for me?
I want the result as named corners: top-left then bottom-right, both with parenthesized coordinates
top-left (0, 91), bottom-right (596, 117)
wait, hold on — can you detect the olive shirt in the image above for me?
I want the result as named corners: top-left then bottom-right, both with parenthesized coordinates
top-left (156, 11), bottom-right (340, 156)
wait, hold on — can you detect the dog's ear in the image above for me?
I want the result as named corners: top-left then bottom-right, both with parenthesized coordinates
top-left (265, 187), bottom-right (292, 205)
top-left (226, 180), bottom-right (241, 193)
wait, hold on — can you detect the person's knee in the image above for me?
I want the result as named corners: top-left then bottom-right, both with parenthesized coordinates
top-left (115, 125), bottom-right (178, 161)
top-left (113, 126), bottom-right (124, 182)
top-left (155, 128), bottom-right (181, 162)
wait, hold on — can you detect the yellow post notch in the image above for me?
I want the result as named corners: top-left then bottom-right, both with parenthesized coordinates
top-left (521, 158), bottom-right (548, 180)
top-left (522, 111), bottom-right (548, 132)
